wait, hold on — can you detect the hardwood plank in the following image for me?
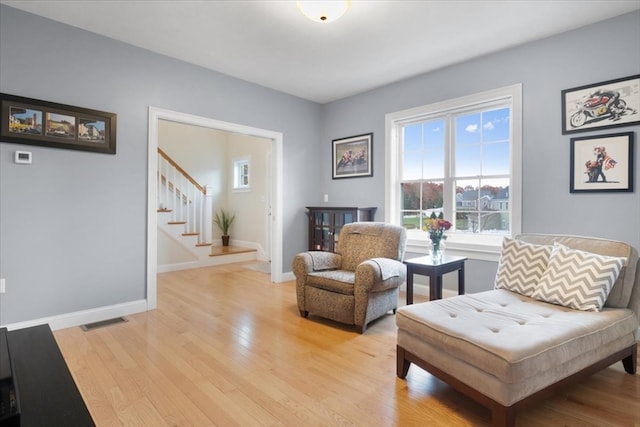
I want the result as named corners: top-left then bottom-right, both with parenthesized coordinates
top-left (54, 262), bottom-right (640, 427)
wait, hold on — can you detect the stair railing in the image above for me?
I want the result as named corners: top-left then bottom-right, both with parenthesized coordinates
top-left (157, 148), bottom-right (213, 244)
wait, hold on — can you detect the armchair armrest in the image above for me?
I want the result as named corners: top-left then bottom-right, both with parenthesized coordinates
top-left (355, 257), bottom-right (407, 292)
top-left (293, 251), bottom-right (342, 276)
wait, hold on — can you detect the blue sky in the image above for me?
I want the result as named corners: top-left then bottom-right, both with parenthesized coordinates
top-left (11, 108), bottom-right (42, 123)
top-left (402, 107), bottom-right (510, 186)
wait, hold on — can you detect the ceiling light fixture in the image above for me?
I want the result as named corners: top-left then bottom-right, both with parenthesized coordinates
top-left (297, 1), bottom-right (350, 23)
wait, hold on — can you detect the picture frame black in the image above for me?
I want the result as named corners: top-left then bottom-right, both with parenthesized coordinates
top-left (561, 74), bottom-right (640, 135)
top-left (570, 131), bottom-right (634, 193)
top-left (0, 93), bottom-right (117, 154)
top-left (332, 132), bottom-right (373, 179)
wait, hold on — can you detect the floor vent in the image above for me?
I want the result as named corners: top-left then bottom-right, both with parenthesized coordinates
top-left (81, 317), bottom-right (128, 331)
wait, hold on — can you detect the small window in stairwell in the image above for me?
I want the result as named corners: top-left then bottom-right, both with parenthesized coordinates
top-left (233, 158), bottom-right (250, 190)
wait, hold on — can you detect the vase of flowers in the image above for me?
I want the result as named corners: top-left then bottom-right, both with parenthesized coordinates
top-left (423, 216), bottom-right (452, 261)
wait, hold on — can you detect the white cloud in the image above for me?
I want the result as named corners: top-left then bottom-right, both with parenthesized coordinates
top-left (465, 124), bottom-right (478, 133)
top-left (483, 121), bottom-right (495, 131)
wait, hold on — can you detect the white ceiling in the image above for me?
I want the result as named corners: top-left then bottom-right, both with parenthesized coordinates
top-left (2, 1), bottom-right (639, 104)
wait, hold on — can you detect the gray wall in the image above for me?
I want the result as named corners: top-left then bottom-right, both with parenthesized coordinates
top-left (320, 11), bottom-right (640, 292)
top-left (1, 5), bottom-right (639, 324)
top-left (0, 5), bottom-right (320, 325)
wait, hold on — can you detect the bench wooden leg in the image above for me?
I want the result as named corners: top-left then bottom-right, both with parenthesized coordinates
top-left (491, 403), bottom-right (516, 427)
top-left (622, 343), bottom-right (637, 374)
top-left (396, 345), bottom-right (411, 378)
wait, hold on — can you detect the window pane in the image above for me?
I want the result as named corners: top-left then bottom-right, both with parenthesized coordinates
top-left (421, 181), bottom-right (443, 210)
top-left (454, 178), bottom-right (480, 232)
top-left (479, 179), bottom-right (510, 212)
top-left (402, 211), bottom-right (422, 230)
top-left (482, 141), bottom-right (509, 175)
top-left (423, 148), bottom-right (444, 180)
top-left (479, 178), bottom-right (509, 234)
top-left (455, 113), bottom-right (481, 145)
top-left (402, 153), bottom-right (422, 180)
top-left (482, 107), bottom-right (510, 142)
top-left (424, 120), bottom-right (445, 179)
top-left (480, 211), bottom-right (509, 233)
top-left (401, 183), bottom-right (420, 210)
top-left (456, 211), bottom-right (479, 233)
top-left (455, 142), bottom-right (481, 176)
top-left (403, 124), bottom-right (423, 152)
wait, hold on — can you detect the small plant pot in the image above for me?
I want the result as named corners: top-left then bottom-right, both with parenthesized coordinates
top-left (222, 235), bottom-right (230, 246)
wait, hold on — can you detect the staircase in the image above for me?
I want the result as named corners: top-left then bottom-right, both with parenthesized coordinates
top-left (157, 149), bottom-right (257, 272)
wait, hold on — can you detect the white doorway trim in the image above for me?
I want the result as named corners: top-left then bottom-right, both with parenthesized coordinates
top-left (146, 107), bottom-right (284, 310)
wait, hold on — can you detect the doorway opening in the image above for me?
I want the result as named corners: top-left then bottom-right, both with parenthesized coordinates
top-left (146, 107), bottom-right (284, 310)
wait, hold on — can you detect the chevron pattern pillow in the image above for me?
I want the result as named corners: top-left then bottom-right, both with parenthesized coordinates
top-left (531, 243), bottom-right (625, 311)
top-left (494, 238), bottom-right (553, 296)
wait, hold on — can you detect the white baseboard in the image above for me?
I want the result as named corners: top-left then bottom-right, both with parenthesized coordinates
top-left (2, 299), bottom-right (148, 331)
top-left (158, 250), bottom-right (258, 273)
top-left (157, 260), bottom-right (200, 273)
top-left (280, 271), bottom-right (295, 282)
top-left (399, 282), bottom-right (458, 300)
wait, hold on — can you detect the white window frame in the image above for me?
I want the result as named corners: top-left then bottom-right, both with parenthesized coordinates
top-left (385, 84), bottom-right (522, 261)
top-left (233, 157), bottom-right (251, 191)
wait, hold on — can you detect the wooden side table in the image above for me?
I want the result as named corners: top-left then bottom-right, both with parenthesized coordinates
top-left (404, 255), bottom-right (467, 304)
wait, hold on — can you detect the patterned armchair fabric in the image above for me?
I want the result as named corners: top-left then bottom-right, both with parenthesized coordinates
top-left (293, 222), bottom-right (407, 333)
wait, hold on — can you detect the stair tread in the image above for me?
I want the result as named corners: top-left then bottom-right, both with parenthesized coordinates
top-left (168, 221), bottom-right (187, 225)
top-left (210, 246), bottom-right (257, 257)
top-left (182, 232), bottom-right (199, 236)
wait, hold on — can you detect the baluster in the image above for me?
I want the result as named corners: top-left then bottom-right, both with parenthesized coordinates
top-left (187, 181), bottom-right (193, 233)
top-left (198, 190), bottom-right (204, 244)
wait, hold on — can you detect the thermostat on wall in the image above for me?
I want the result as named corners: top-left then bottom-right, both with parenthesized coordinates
top-left (14, 151), bottom-right (32, 164)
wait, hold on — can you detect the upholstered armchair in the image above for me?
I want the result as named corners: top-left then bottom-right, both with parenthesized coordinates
top-left (293, 222), bottom-right (407, 333)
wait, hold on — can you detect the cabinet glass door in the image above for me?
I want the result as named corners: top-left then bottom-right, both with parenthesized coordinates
top-left (311, 212), bottom-right (330, 250)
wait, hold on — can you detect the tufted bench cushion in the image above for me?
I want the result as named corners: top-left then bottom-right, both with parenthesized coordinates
top-left (396, 289), bottom-right (638, 406)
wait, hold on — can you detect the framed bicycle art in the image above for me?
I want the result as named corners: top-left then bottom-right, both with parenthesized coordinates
top-left (561, 74), bottom-right (640, 135)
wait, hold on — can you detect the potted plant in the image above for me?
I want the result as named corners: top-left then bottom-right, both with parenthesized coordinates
top-left (214, 209), bottom-right (236, 246)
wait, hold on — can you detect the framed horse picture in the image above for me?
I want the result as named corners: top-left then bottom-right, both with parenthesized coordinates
top-left (332, 133), bottom-right (373, 179)
top-left (570, 132), bottom-right (634, 193)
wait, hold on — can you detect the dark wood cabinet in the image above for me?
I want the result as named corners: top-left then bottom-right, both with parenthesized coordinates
top-left (306, 206), bottom-right (377, 252)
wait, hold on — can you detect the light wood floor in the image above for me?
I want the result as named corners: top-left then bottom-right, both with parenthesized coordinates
top-left (54, 262), bottom-right (640, 427)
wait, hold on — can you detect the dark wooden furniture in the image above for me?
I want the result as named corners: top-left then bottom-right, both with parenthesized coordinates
top-left (5, 324), bottom-right (95, 427)
top-left (397, 344), bottom-right (636, 427)
top-left (404, 254), bottom-right (467, 304)
top-left (306, 206), bottom-right (376, 252)
top-left (0, 328), bottom-right (19, 426)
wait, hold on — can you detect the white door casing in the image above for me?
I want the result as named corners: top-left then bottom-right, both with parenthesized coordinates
top-left (147, 107), bottom-right (284, 310)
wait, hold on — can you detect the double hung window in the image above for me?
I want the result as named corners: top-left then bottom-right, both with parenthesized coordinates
top-left (385, 84), bottom-right (522, 259)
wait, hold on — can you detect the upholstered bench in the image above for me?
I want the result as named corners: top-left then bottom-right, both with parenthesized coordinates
top-left (396, 234), bottom-right (639, 427)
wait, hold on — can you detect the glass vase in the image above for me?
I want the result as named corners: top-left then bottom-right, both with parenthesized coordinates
top-left (430, 239), bottom-right (444, 262)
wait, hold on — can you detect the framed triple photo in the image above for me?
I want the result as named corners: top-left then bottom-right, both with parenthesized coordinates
top-left (0, 93), bottom-right (117, 154)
